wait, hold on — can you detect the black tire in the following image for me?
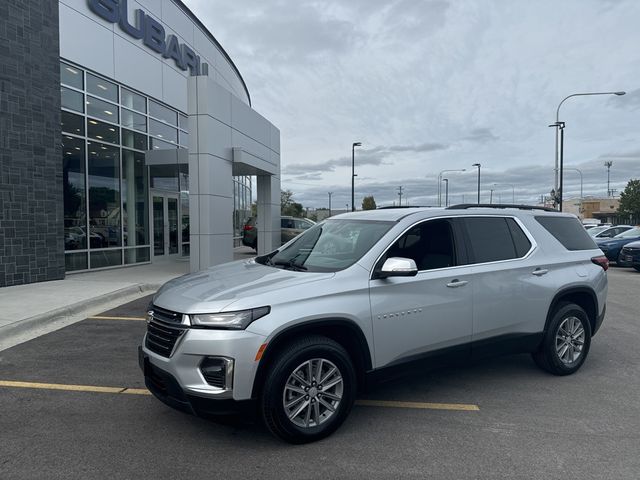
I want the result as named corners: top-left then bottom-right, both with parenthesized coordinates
top-left (532, 302), bottom-right (592, 376)
top-left (634, 266), bottom-right (640, 272)
top-left (260, 335), bottom-right (357, 444)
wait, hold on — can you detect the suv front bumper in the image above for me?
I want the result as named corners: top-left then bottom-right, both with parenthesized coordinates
top-left (139, 347), bottom-right (255, 417)
top-left (139, 326), bottom-right (266, 415)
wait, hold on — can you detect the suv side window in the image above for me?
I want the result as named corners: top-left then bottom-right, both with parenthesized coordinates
top-left (535, 216), bottom-right (597, 251)
top-left (462, 217), bottom-right (530, 263)
top-left (385, 219), bottom-right (457, 270)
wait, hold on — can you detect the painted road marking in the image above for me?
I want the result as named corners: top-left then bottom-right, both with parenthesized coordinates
top-left (88, 316), bottom-right (146, 321)
top-left (356, 399), bottom-right (480, 411)
top-left (0, 380), bottom-right (479, 411)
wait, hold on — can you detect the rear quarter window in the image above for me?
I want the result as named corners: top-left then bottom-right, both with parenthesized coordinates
top-left (535, 216), bottom-right (598, 251)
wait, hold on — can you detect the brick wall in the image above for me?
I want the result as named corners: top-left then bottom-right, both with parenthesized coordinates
top-left (0, 0), bottom-right (64, 286)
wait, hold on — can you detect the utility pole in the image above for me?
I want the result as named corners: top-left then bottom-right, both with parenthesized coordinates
top-left (328, 192), bottom-right (333, 217)
top-left (605, 161), bottom-right (613, 197)
top-left (397, 186), bottom-right (403, 206)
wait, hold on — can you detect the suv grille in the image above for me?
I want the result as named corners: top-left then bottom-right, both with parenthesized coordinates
top-left (145, 306), bottom-right (187, 357)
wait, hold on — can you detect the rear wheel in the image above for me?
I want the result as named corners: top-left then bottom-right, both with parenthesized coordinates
top-left (532, 302), bottom-right (591, 376)
top-left (260, 336), bottom-right (356, 443)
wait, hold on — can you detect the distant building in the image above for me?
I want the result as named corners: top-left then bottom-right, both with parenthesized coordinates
top-left (562, 197), bottom-right (621, 224)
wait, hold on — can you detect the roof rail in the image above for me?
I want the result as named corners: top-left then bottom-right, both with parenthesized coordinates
top-left (446, 203), bottom-right (557, 212)
top-left (376, 205), bottom-right (431, 209)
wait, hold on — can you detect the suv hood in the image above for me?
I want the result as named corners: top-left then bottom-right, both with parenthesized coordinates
top-left (152, 259), bottom-right (335, 313)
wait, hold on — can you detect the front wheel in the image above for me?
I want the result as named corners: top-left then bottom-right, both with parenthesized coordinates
top-left (532, 302), bottom-right (591, 376)
top-left (260, 336), bottom-right (357, 443)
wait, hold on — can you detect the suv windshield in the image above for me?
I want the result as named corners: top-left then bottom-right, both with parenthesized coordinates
top-left (256, 219), bottom-right (394, 272)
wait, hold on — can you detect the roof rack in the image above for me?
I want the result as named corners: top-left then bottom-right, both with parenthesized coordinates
top-left (446, 203), bottom-right (557, 212)
top-left (376, 205), bottom-right (431, 209)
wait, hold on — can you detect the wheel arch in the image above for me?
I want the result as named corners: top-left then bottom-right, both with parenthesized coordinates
top-left (545, 287), bottom-right (598, 336)
top-left (251, 318), bottom-right (373, 399)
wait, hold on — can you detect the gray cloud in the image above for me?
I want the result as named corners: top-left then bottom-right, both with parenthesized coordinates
top-left (283, 142), bottom-right (449, 175)
top-left (463, 128), bottom-right (499, 143)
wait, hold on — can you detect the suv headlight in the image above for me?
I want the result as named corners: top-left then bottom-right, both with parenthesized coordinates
top-left (188, 306), bottom-right (270, 330)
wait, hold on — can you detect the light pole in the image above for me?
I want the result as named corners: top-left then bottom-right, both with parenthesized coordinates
top-left (493, 183), bottom-right (515, 203)
top-left (437, 169), bottom-right (466, 207)
top-left (442, 178), bottom-right (449, 207)
top-left (564, 167), bottom-right (583, 217)
top-left (328, 192), bottom-right (333, 217)
top-left (551, 91), bottom-right (625, 211)
top-left (351, 142), bottom-right (362, 212)
top-left (472, 163), bottom-right (481, 204)
top-left (604, 161), bottom-right (613, 197)
top-left (489, 188), bottom-right (494, 204)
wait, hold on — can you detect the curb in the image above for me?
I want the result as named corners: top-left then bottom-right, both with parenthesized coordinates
top-left (0, 283), bottom-right (160, 340)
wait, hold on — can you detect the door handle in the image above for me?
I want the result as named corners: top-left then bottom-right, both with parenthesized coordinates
top-left (532, 268), bottom-right (548, 276)
top-left (446, 279), bottom-right (468, 288)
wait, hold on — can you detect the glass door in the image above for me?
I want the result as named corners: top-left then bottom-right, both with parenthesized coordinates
top-left (152, 192), bottom-right (179, 257)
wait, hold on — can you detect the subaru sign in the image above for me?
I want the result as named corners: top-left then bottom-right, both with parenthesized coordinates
top-left (88, 0), bottom-right (201, 75)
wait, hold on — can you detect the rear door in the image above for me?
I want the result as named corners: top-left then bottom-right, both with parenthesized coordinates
top-left (458, 216), bottom-right (549, 351)
top-left (369, 218), bottom-right (474, 367)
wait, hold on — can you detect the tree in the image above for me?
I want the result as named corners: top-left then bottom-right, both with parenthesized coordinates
top-left (618, 179), bottom-right (640, 223)
top-left (281, 189), bottom-right (304, 217)
top-left (362, 195), bottom-right (377, 210)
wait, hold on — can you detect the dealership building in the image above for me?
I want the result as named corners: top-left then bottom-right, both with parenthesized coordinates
top-left (1, 0), bottom-right (281, 287)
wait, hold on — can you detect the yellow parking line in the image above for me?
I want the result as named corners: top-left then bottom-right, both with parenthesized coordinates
top-left (121, 388), bottom-right (152, 396)
top-left (0, 380), bottom-right (479, 411)
top-left (0, 380), bottom-right (124, 394)
top-left (355, 399), bottom-right (479, 411)
top-left (88, 316), bottom-right (146, 321)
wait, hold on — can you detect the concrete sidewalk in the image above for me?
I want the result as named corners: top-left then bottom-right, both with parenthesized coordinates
top-left (0, 247), bottom-right (256, 351)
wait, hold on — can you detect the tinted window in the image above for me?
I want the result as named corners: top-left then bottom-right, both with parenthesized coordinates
top-left (506, 218), bottom-right (532, 257)
top-left (463, 217), bottom-right (517, 263)
top-left (385, 219), bottom-right (456, 270)
top-left (535, 216), bottom-right (597, 250)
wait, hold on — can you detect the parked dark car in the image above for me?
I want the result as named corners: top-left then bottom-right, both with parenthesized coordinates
top-left (596, 227), bottom-right (640, 264)
top-left (618, 240), bottom-right (640, 271)
top-left (242, 216), bottom-right (315, 250)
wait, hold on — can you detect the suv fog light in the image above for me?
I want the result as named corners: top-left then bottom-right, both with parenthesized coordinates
top-left (199, 357), bottom-right (234, 390)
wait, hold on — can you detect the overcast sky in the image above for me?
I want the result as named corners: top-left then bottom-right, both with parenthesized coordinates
top-left (184, 0), bottom-right (640, 209)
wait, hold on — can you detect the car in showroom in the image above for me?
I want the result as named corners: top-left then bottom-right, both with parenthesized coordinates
top-left (241, 216), bottom-right (315, 250)
top-left (140, 205), bottom-right (608, 443)
top-left (618, 240), bottom-right (640, 271)
top-left (595, 227), bottom-right (640, 265)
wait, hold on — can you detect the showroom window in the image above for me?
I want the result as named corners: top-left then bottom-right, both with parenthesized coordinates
top-left (58, 60), bottom-right (251, 271)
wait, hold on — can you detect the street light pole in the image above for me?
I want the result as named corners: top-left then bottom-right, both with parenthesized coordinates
top-left (472, 163), bottom-right (481, 204)
top-left (351, 142), bottom-right (362, 212)
top-left (442, 178), bottom-right (449, 207)
top-left (564, 168), bottom-right (583, 217)
top-left (328, 192), bottom-right (333, 217)
top-left (552, 91), bottom-right (626, 210)
top-left (437, 169), bottom-right (466, 206)
top-left (493, 183), bottom-right (516, 203)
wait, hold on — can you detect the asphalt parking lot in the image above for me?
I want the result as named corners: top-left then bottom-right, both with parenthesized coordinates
top-left (1, 267), bottom-right (639, 479)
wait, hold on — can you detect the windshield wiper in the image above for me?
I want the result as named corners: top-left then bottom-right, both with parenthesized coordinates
top-left (273, 260), bottom-right (307, 271)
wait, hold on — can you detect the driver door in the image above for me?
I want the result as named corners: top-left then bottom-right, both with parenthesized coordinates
top-left (368, 218), bottom-right (474, 368)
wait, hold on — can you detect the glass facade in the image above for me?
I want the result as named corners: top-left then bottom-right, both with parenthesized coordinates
top-left (60, 60), bottom-right (253, 271)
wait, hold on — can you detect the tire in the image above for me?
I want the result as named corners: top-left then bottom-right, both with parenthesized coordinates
top-left (532, 302), bottom-right (592, 376)
top-left (260, 335), bottom-right (357, 444)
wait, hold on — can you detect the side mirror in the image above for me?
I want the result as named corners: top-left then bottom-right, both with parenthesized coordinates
top-left (378, 257), bottom-right (418, 279)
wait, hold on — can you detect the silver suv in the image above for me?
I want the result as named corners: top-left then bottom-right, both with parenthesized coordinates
top-left (139, 205), bottom-right (608, 443)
